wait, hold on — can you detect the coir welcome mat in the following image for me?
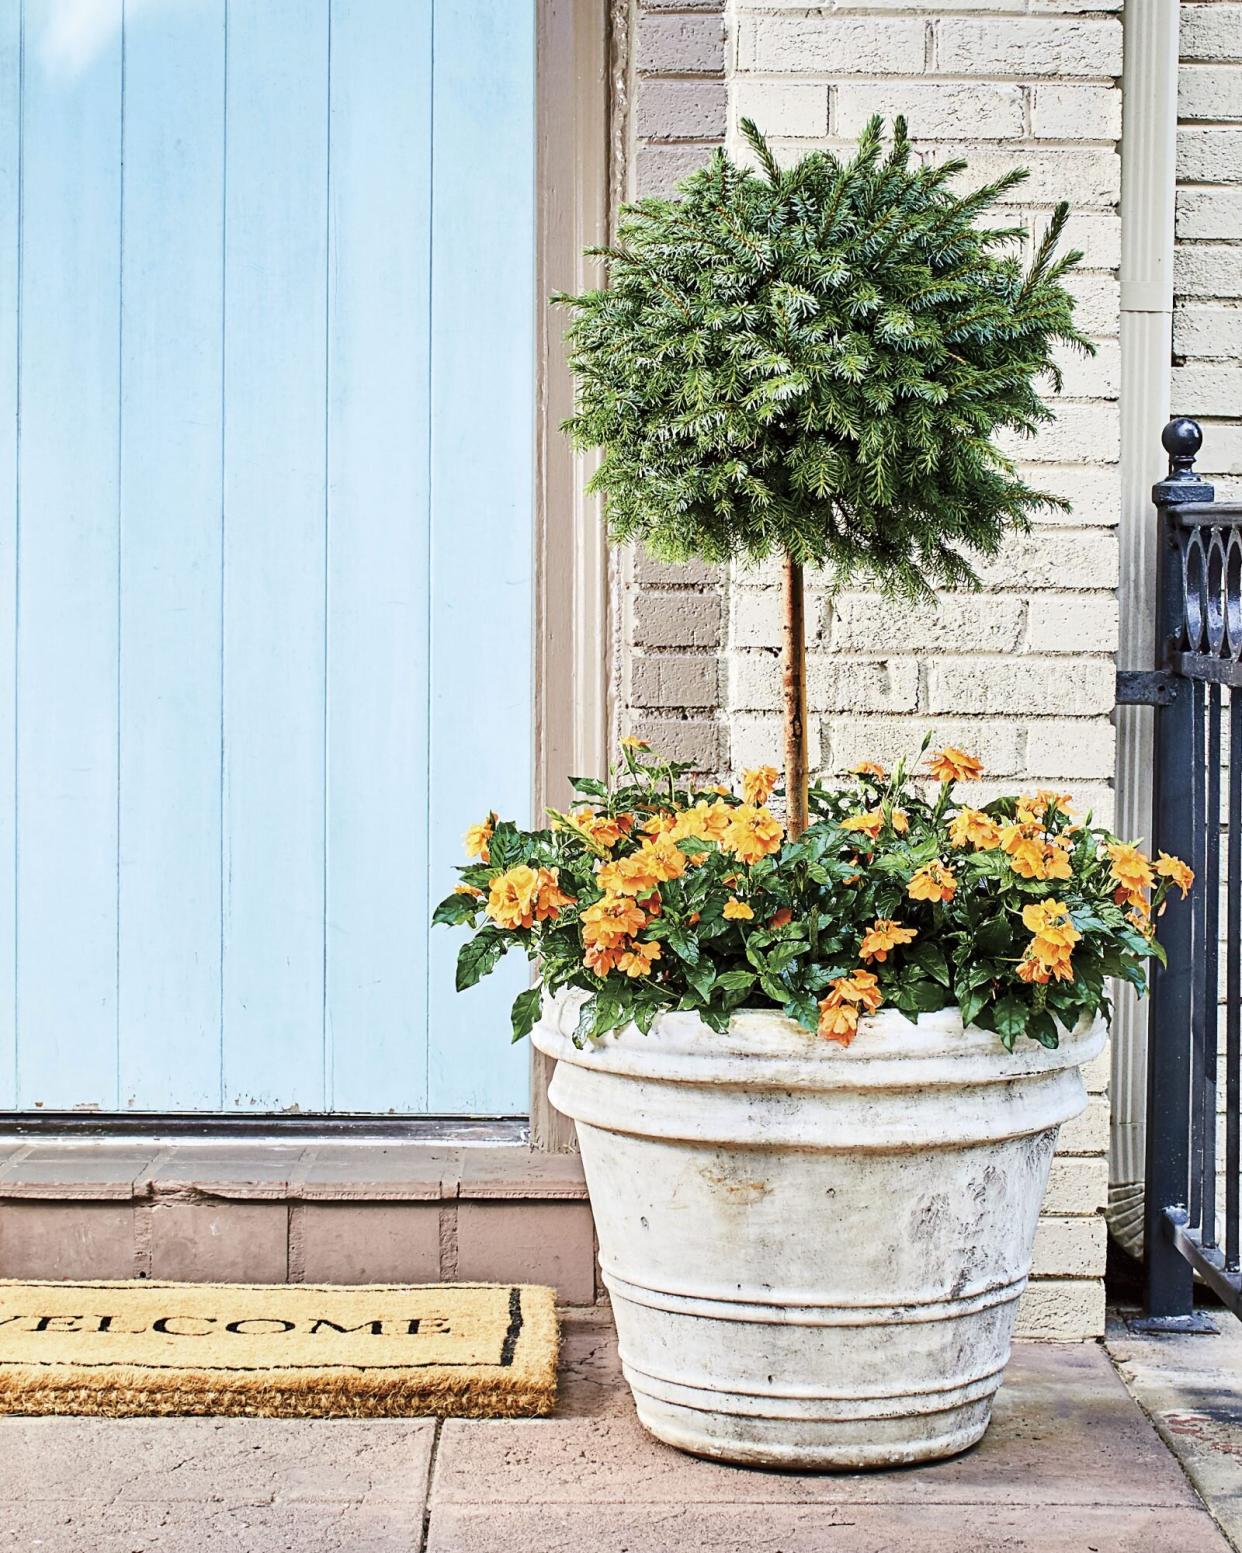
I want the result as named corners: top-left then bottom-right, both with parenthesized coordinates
top-left (0, 1279), bottom-right (558, 1419)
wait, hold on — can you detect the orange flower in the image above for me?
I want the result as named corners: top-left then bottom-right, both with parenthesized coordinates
top-left (642, 810), bottom-right (677, 836)
top-left (723, 898), bottom-right (754, 921)
top-left (817, 1001), bottom-right (859, 1044)
top-left (908, 860), bottom-right (957, 904)
top-left (927, 747), bottom-right (984, 784)
top-left (817, 969), bottom-right (883, 1045)
top-left (741, 766), bottom-right (780, 806)
top-left (859, 918), bottom-right (917, 964)
top-left (1156, 852), bottom-right (1194, 899)
top-left (1020, 898), bottom-right (1080, 983)
top-left (617, 940), bottom-right (662, 978)
top-left (1002, 825), bottom-right (1073, 883)
top-left (948, 807), bottom-right (1002, 851)
top-left (597, 836), bottom-right (688, 898)
top-left (1016, 790), bottom-right (1073, 826)
top-left (454, 884), bottom-right (483, 899)
top-left (841, 808), bottom-right (906, 840)
top-left (620, 735), bottom-right (650, 750)
top-left (670, 799), bottom-right (732, 848)
top-left (768, 907), bottom-right (793, 929)
top-left (487, 865), bottom-right (572, 931)
top-left (721, 805), bottom-right (784, 865)
top-left (464, 814), bottom-right (496, 862)
top-left (851, 760), bottom-right (886, 780)
top-left (581, 893), bottom-right (648, 948)
top-left (572, 808), bottom-right (633, 850)
top-left (1107, 842), bottom-right (1154, 897)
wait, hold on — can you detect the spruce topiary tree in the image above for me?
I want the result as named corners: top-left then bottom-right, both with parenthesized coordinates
top-left (556, 117), bottom-right (1092, 835)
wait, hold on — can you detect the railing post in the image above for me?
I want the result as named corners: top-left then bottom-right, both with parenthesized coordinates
top-left (1143, 419), bottom-right (1214, 1324)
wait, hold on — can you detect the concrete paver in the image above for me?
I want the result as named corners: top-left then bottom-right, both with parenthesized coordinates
top-left (1108, 1307), bottom-right (1242, 1551)
top-left (0, 1311), bottom-right (1232, 1552)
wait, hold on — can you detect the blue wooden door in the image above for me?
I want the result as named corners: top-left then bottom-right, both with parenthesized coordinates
top-left (0, 0), bottom-right (533, 1114)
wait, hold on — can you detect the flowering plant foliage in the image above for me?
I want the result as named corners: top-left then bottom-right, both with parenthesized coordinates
top-left (435, 739), bottom-right (1192, 1052)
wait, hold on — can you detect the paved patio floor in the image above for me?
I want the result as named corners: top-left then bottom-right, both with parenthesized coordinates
top-left (0, 1309), bottom-right (1233, 1552)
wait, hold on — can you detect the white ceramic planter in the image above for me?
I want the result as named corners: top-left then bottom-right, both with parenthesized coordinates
top-left (532, 992), bottom-right (1105, 1470)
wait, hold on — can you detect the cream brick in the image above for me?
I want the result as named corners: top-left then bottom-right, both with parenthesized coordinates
top-left (834, 82), bottom-right (1024, 140)
top-left (1025, 717), bottom-right (1117, 780)
top-left (730, 587), bottom-right (828, 650)
top-left (625, 716), bottom-right (725, 773)
top-left (1176, 303), bottom-right (1242, 360)
top-left (926, 657), bottom-right (1115, 716)
top-left (1195, 420), bottom-right (1242, 475)
top-left (974, 530), bottom-right (1118, 590)
top-left (729, 652), bottom-right (919, 713)
top-left (1175, 243), bottom-right (1242, 299)
top-left (829, 594), bottom-right (1025, 654)
top-left (1032, 1215), bottom-right (1107, 1278)
top-left (1057, 1094), bottom-right (1110, 1155)
top-left (1015, 462), bottom-right (1120, 526)
top-left (1015, 1279), bottom-right (1105, 1339)
top-left (1030, 84), bottom-right (1121, 140)
top-left (628, 654), bottom-right (722, 711)
top-left (936, 17), bottom-right (1123, 78)
top-left (1050, 210), bottom-right (1121, 272)
top-left (637, 10), bottom-right (725, 75)
top-left (738, 15), bottom-right (927, 75)
top-left (633, 590), bottom-right (722, 649)
top-left (1176, 187), bottom-right (1242, 241)
top-left (998, 401), bottom-right (1120, 465)
top-left (635, 142), bottom-right (714, 196)
top-left (1024, 593), bottom-right (1119, 654)
top-left (1178, 126), bottom-right (1242, 184)
top-left (938, 146), bottom-right (1120, 209)
top-left (636, 80), bottom-right (728, 141)
top-left (821, 717), bottom-right (1024, 777)
top-left (633, 551), bottom-right (721, 589)
top-left (1179, 63), bottom-right (1242, 121)
top-left (1171, 364), bottom-right (1242, 418)
top-left (1050, 338), bottom-right (1120, 399)
top-left (1180, 5), bottom-right (1242, 64)
top-left (728, 712), bottom-right (821, 774)
top-left (1045, 1155), bottom-right (1107, 1214)
top-left (1063, 273), bottom-right (1121, 336)
top-left (733, 80), bottom-right (828, 139)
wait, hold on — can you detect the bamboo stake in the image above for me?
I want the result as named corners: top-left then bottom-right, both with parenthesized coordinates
top-left (782, 555), bottom-right (809, 838)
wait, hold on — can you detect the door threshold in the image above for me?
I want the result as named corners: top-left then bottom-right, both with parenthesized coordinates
top-left (0, 1113), bottom-right (530, 1146)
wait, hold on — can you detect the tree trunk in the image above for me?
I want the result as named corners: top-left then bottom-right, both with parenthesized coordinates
top-left (782, 555), bottom-right (809, 838)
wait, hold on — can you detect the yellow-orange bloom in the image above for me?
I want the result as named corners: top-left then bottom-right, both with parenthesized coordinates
top-left (617, 940), bottom-right (662, 978)
top-left (1016, 790), bottom-right (1074, 826)
top-left (1002, 825), bottom-right (1073, 883)
top-left (768, 907), bottom-right (793, 929)
top-left (1020, 898), bottom-right (1081, 983)
top-left (464, 814), bottom-right (496, 862)
top-left (669, 799), bottom-right (732, 848)
top-left (927, 747), bottom-right (984, 784)
top-left (581, 892), bottom-right (647, 948)
top-left (487, 865), bottom-right (573, 931)
top-left (454, 884), bottom-right (483, 899)
top-left (597, 836), bottom-right (688, 898)
top-left (641, 810), bottom-right (677, 836)
top-left (908, 860), bottom-right (957, 904)
top-left (841, 810), bottom-right (883, 840)
top-left (620, 735), bottom-right (650, 750)
top-left (1156, 852), bottom-right (1194, 899)
top-left (859, 918), bottom-right (917, 964)
top-left (949, 807), bottom-right (1002, 852)
top-left (585, 941), bottom-right (624, 977)
top-left (721, 805), bottom-right (784, 866)
top-left (1107, 842), bottom-right (1154, 897)
top-left (572, 808), bottom-right (633, 850)
top-left (723, 898), bottom-right (754, 921)
top-left (817, 1001), bottom-right (859, 1044)
top-left (852, 760), bottom-right (886, 780)
top-left (741, 765), bottom-right (780, 807)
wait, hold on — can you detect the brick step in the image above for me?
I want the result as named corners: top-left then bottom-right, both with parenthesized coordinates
top-left (0, 1143), bottom-right (598, 1304)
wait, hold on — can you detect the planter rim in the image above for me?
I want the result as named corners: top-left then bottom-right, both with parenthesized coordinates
top-left (532, 987), bottom-right (1106, 1093)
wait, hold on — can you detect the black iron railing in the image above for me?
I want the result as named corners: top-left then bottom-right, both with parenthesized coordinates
top-left (1139, 419), bottom-right (1242, 1326)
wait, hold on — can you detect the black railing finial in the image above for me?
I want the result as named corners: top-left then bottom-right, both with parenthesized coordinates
top-left (1154, 418), bottom-right (1214, 508)
top-left (1163, 417), bottom-right (1204, 482)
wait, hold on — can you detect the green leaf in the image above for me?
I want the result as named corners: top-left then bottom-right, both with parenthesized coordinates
top-left (992, 992), bottom-right (1029, 1045)
top-left (716, 969), bottom-right (757, 993)
top-left (684, 960), bottom-right (717, 1001)
top-left (432, 891), bottom-right (480, 927)
top-left (974, 917), bottom-right (1012, 956)
top-left (666, 928), bottom-right (700, 966)
top-left (456, 932), bottom-right (507, 992)
top-left (1028, 1009), bottom-right (1060, 1049)
top-left (568, 776), bottom-right (609, 799)
top-left (910, 942), bottom-right (950, 986)
top-left (959, 981), bottom-right (992, 1029)
top-left (510, 987), bottom-right (543, 1044)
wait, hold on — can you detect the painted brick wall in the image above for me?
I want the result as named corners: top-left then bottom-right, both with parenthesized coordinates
top-left (615, 0), bottom-right (1123, 1338)
top-left (1173, 3), bottom-right (1242, 498)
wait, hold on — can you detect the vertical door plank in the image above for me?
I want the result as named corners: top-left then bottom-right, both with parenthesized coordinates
top-left (427, 0), bottom-right (535, 1113)
top-left (117, 0), bottom-right (225, 1110)
top-left (325, 0), bottom-right (432, 1113)
top-left (16, 0), bottom-right (122, 1108)
top-left (221, 0), bottom-right (329, 1110)
top-left (0, 4), bottom-right (17, 1108)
